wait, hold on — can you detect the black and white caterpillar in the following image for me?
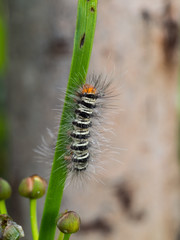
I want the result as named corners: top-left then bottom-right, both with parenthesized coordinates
top-left (64, 75), bottom-right (115, 179)
top-left (36, 75), bottom-right (116, 183)
top-left (67, 82), bottom-right (99, 172)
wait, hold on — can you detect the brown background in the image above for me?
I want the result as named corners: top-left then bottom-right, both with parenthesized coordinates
top-left (4, 0), bottom-right (180, 239)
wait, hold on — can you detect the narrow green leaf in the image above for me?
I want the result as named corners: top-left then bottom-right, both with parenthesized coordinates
top-left (39, 1), bottom-right (97, 240)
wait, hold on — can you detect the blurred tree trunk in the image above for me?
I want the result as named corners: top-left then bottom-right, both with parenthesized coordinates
top-left (0, 0), bottom-right (8, 178)
top-left (6, 0), bottom-right (77, 237)
top-left (6, 0), bottom-right (180, 239)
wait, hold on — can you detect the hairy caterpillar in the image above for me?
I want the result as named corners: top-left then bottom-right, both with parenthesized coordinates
top-left (36, 75), bottom-right (116, 184)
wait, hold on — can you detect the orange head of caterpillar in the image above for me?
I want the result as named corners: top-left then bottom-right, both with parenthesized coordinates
top-left (81, 84), bottom-right (96, 94)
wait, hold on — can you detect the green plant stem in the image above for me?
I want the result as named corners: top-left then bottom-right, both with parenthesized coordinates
top-left (0, 200), bottom-right (7, 214)
top-left (63, 234), bottom-right (71, 240)
top-left (30, 199), bottom-right (39, 240)
top-left (57, 232), bottom-right (64, 240)
top-left (39, 1), bottom-right (97, 240)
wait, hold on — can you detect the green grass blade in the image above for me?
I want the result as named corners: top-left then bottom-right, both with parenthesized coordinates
top-left (68, 0), bottom-right (98, 88)
top-left (38, 1), bottom-right (97, 240)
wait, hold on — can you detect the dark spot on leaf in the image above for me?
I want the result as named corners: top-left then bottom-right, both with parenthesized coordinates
top-left (80, 218), bottom-right (112, 234)
top-left (91, 7), bottom-right (95, 12)
top-left (80, 33), bottom-right (86, 48)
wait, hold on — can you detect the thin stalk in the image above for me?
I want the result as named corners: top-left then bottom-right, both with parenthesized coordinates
top-left (30, 199), bottom-right (39, 240)
top-left (63, 234), bottom-right (71, 240)
top-left (0, 200), bottom-right (7, 214)
top-left (39, 1), bottom-right (97, 240)
top-left (57, 232), bottom-right (64, 240)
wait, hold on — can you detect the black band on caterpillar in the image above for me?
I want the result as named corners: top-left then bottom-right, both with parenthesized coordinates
top-left (70, 130), bottom-right (90, 140)
top-left (78, 100), bottom-right (96, 109)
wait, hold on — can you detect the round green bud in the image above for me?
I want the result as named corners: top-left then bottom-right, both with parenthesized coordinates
top-left (18, 175), bottom-right (47, 199)
top-left (57, 211), bottom-right (81, 234)
top-left (0, 178), bottom-right (12, 200)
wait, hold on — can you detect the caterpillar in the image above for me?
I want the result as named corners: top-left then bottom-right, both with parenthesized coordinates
top-left (64, 75), bottom-right (115, 181)
top-left (67, 83), bottom-right (99, 172)
top-left (36, 75), bottom-right (116, 184)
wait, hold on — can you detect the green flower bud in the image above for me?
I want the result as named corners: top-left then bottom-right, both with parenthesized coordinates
top-left (18, 175), bottom-right (47, 199)
top-left (0, 214), bottom-right (24, 239)
top-left (57, 211), bottom-right (81, 234)
top-left (0, 178), bottom-right (12, 200)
